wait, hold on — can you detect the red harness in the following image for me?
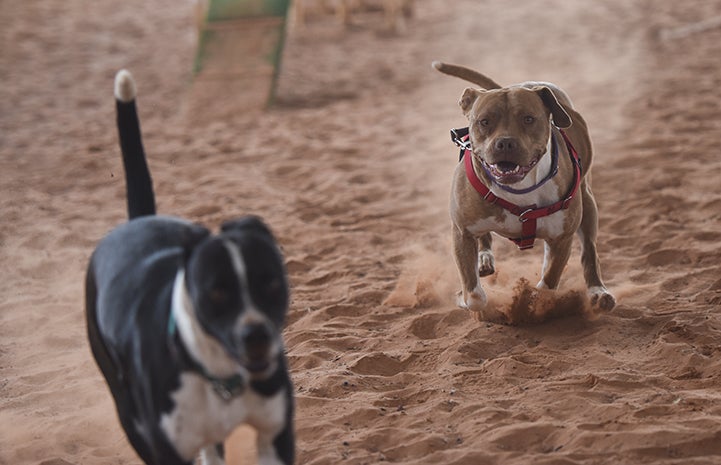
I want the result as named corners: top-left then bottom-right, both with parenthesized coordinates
top-left (460, 129), bottom-right (582, 250)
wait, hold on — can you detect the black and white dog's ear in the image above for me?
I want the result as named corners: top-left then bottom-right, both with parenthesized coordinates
top-left (182, 223), bottom-right (211, 259)
top-left (221, 215), bottom-right (276, 240)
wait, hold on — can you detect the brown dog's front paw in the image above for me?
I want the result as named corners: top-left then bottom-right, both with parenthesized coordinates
top-left (457, 290), bottom-right (508, 323)
top-left (456, 289), bottom-right (487, 312)
top-left (478, 251), bottom-right (495, 277)
top-left (589, 287), bottom-right (616, 311)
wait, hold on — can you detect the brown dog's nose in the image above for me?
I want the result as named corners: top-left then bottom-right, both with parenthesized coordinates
top-left (494, 137), bottom-right (517, 153)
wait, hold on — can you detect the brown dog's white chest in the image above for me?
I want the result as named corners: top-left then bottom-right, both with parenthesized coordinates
top-left (464, 205), bottom-right (569, 242)
top-left (452, 149), bottom-right (580, 244)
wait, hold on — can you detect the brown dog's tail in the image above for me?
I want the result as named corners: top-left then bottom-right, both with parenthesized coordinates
top-left (431, 61), bottom-right (502, 90)
top-left (114, 70), bottom-right (156, 220)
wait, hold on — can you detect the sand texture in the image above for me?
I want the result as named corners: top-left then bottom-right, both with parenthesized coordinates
top-left (2, 0), bottom-right (721, 464)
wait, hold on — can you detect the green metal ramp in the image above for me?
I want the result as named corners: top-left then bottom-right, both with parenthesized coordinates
top-left (193, 0), bottom-right (290, 109)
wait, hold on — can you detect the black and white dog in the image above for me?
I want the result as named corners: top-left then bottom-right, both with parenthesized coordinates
top-left (85, 70), bottom-right (294, 465)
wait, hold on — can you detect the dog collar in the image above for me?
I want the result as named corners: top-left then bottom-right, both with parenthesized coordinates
top-left (451, 127), bottom-right (582, 250)
top-left (167, 313), bottom-right (245, 401)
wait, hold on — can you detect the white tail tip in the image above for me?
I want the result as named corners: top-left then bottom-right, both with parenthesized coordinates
top-left (431, 61), bottom-right (443, 70)
top-left (114, 69), bottom-right (136, 103)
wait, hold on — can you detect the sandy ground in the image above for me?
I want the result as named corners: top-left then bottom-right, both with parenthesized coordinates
top-left (2, 0), bottom-right (721, 464)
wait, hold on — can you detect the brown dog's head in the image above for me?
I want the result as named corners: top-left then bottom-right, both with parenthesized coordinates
top-left (460, 86), bottom-right (571, 185)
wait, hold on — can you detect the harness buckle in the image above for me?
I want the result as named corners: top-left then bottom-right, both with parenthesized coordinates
top-left (511, 236), bottom-right (536, 250)
top-left (211, 377), bottom-right (244, 401)
top-left (482, 190), bottom-right (497, 204)
top-left (450, 127), bottom-right (471, 151)
top-left (519, 205), bottom-right (537, 222)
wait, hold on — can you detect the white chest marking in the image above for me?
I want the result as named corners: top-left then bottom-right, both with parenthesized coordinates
top-left (172, 271), bottom-right (241, 377)
top-left (467, 208), bottom-right (567, 241)
top-left (160, 373), bottom-right (287, 461)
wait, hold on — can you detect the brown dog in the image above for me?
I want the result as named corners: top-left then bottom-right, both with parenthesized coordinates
top-left (433, 61), bottom-right (615, 320)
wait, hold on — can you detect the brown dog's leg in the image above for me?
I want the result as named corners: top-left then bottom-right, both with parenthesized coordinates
top-left (383, 0), bottom-right (398, 32)
top-left (538, 236), bottom-right (574, 290)
top-left (453, 225), bottom-right (487, 311)
top-left (334, 0), bottom-right (352, 26)
top-left (577, 182), bottom-right (616, 310)
top-left (478, 232), bottom-right (495, 277)
top-left (402, 0), bottom-right (413, 17)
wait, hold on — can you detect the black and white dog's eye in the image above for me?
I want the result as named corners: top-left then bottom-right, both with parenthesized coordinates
top-left (265, 278), bottom-right (282, 293)
top-left (209, 287), bottom-right (229, 305)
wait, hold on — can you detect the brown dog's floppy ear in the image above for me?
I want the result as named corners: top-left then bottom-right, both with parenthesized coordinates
top-left (533, 86), bottom-right (572, 128)
top-left (459, 88), bottom-right (481, 116)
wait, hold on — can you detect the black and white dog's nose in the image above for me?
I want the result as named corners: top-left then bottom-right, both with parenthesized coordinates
top-left (241, 323), bottom-right (271, 357)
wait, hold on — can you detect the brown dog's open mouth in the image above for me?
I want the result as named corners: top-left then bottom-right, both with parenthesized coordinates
top-left (482, 155), bottom-right (540, 185)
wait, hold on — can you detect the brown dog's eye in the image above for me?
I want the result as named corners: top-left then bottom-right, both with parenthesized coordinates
top-left (524, 115), bottom-right (535, 124)
top-left (477, 119), bottom-right (490, 127)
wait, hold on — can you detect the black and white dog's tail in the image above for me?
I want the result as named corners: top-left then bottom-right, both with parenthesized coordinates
top-left (114, 70), bottom-right (156, 220)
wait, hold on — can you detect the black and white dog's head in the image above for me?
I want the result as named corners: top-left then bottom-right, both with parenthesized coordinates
top-left (178, 216), bottom-right (289, 380)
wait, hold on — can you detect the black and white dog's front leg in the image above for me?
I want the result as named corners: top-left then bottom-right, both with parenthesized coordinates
top-left (261, 396), bottom-right (294, 465)
top-left (199, 443), bottom-right (225, 465)
top-left (251, 363), bottom-right (295, 465)
top-left (256, 385), bottom-right (294, 465)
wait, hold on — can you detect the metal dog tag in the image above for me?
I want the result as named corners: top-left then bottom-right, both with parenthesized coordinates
top-left (211, 376), bottom-right (245, 401)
